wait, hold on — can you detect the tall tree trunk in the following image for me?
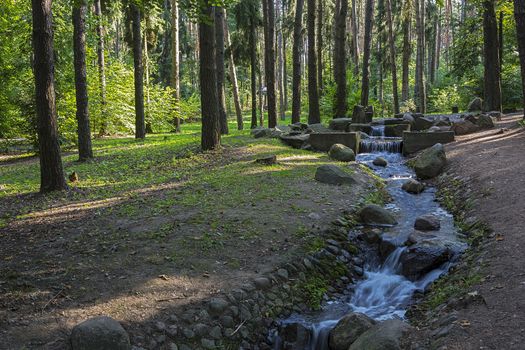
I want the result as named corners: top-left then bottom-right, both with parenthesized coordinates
top-left (483, 0), bottom-right (502, 112)
top-left (429, 13), bottom-right (437, 84)
top-left (436, 12), bottom-right (442, 75)
top-left (131, 3), bottom-right (145, 139)
top-left (307, 0), bottom-right (321, 123)
top-left (401, 0), bottom-right (412, 102)
top-left (292, 0), bottom-right (305, 123)
top-left (170, 0), bottom-right (181, 132)
top-left (282, 0), bottom-right (288, 111)
top-left (515, 0), bottom-right (525, 116)
top-left (334, 0), bottom-right (348, 118)
top-left (224, 11), bottom-right (243, 130)
top-left (414, 0), bottom-right (426, 112)
top-left (385, 0), bottom-right (399, 114)
top-left (250, 17), bottom-right (258, 128)
top-left (144, 26), bottom-right (151, 131)
top-left (499, 11), bottom-right (504, 73)
top-left (31, 0), bottom-right (68, 192)
top-left (350, 0), bottom-right (359, 76)
top-left (215, 7), bottom-right (228, 134)
top-left (317, 0), bottom-right (323, 92)
top-left (200, 5), bottom-right (221, 150)
top-left (94, 0), bottom-right (107, 136)
top-left (72, 0), bottom-right (93, 161)
top-left (263, 0), bottom-right (277, 128)
top-left (277, 0), bottom-right (286, 120)
top-left (360, 0), bottom-right (375, 106)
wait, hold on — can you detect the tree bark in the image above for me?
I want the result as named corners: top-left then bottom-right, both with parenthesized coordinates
top-left (291, 0), bottom-right (305, 123)
top-left (200, 5), bottom-right (221, 150)
top-left (224, 11), bottom-right (243, 130)
top-left (334, 0), bottom-right (348, 118)
top-left (360, 0), bottom-right (375, 107)
top-left (317, 0), bottom-right (323, 92)
top-left (385, 0), bottom-right (399, 114)
top-left (131, 3), bottom-right (145, 139)
top-left (31, 0), bottom-right (68, 192)
top-left (514, 0), bottom-right (525, 115)
top-left (263, 0), bottom-right (277, 128)
top-left (72, 0), bottom-right (93, 161)
top-left (249, 16), bottom-right (258, 129)
top-left (401, 0), bottom-right (411, 102)
top-left (282, 1), bottom-right (288, 112)
top-left (499, 11), bottom-right (504, 73)
top-left (94, 0), bottom-right (107, 136)
top-left (414, 0), bottom-right (426, 113)
top-left (170, 0), bottom-right (181, 132)
top-left (351, 0), bottom-right (360, 76)
top-left (215, 7), bottom-right (228, 134)
top-left (483, 0), bottom-right (502, 112)
top-left (277, 0), bottom-right (286, 120)
top-left (307, 0), bottom-right (321, 124)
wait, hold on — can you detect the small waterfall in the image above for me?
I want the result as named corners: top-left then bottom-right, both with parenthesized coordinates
top-left (360, 138), bottom-right (402, 153)
top-left (371, 125), bottom-right (385, 137)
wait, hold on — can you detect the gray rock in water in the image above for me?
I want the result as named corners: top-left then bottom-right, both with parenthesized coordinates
top-left (329, 144), bottom-right (356, 162)
top-left (468, 97), bottom-right (483, 112)
top-left (349, 319), bottom-right (413, 350)
top-left (329, 313), bottom-right (376, 350)
top-left (358, 204), bottom-right (397, 226)
top-left (279, 322), bottom-right (312, 349)
top-left (70, 316), bottom-right (131, 350)
top-left (400, 240), bottom-right (451, 280)
top-left (402, 179), bottom-right (425, 194)
top-left (414, 214), bottom-right (441, 231)
top-left (412, 143), bottom-right (446, 179)
top-left (373, 157), bottom-right (388, 167)
top-left (314, 165), bottom-right (357, 185)
top-left (477, 114), bottom-right (495, 129)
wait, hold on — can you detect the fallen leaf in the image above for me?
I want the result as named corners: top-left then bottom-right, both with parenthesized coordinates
top-left (495, 234), bottom-right (504, 241)
top-left (459, 320), bottom-right (471, 327)
top-left (158, 274), bottom-right (169, 281)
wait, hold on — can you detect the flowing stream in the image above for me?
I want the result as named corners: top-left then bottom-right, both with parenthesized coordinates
top-left (271, 127), bottom-right (465, 349)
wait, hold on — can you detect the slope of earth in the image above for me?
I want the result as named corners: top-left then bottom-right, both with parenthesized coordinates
top-left (412, 113), bottom-right (525, 350)
top-left (0, 128), bottom-right (382, 349)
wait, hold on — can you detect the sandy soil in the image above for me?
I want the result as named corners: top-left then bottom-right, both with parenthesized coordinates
top-left (432, 113), bottom-right (525, 349)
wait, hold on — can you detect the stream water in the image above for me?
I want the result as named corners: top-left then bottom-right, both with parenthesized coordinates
top-left (271, 127), bottom-right (466, 349)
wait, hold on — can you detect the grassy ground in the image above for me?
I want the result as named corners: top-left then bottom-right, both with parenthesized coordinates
top-left (0, 119), bottom-right (381, 348)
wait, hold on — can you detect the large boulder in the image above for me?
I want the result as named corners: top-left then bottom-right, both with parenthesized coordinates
top-left (329, 144), bottom-right (356, 162)
top-left (315, 165), bottom-right (356, 185)
top-left (279, 133), bottom-right (310, 148)
top-left (329, 118), bottom-right (353, 131)
top-left (384, 124), bottom-right (410, 137)
top-left (329, 313), bottom-right (376, 350)
top-left (477, 114), bottom-right (495, 129)
top-left (306, 123), bottom-right (330, 133)
top-left (452, 120), bottom-right (480, 135)
top-left (413, 116), bottom-right (435, 131)
top-left (358, 204), bottom-right (398, 226)
top-left (412, 143), bottom-right (446, 179)
top-left (402, 178), bottom-right (425, 194)
top-left (468, 97), bottom-right (483, 112)
top-left (70, 316), bottom-right (131, 350)
top-left (400, 240), bottom-right (451, 280)
top-left (414, 214), bottom-right (441, 231)
top-left (349, 319), bottom-right (413, 350)
top-left (352, 105), bottom-right (366, 124)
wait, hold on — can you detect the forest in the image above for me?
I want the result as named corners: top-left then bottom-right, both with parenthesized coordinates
top-left (1, 0), bottom-right (525, 349)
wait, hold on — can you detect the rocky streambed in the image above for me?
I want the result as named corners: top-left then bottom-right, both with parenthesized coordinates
top-left (270, 142), bottom-right (466, 349)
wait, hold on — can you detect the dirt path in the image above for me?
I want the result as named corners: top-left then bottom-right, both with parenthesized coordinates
top-left (434, 113), bottom-right (525, 349)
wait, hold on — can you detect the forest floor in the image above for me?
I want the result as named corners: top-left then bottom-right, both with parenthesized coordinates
top-left (0, 123), bottom-right (379, 349)
top-left (424, 112), bottom-right (525, 350)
